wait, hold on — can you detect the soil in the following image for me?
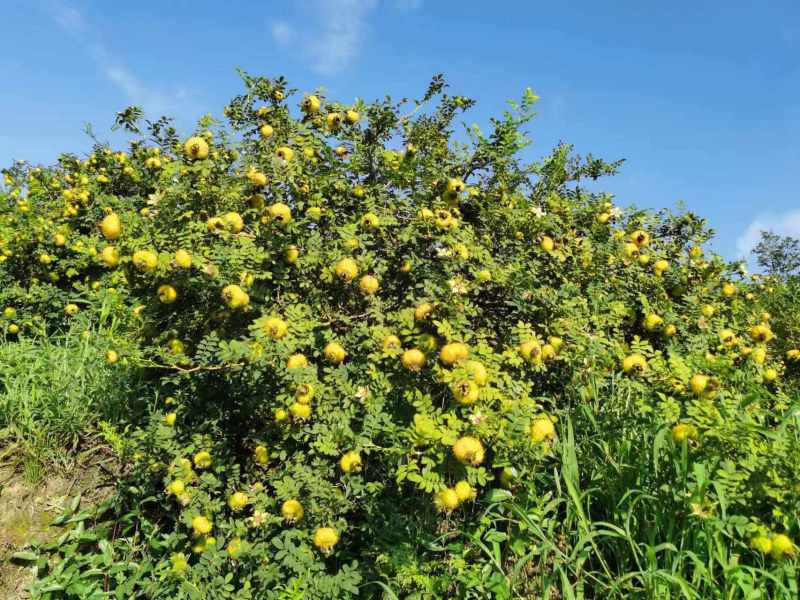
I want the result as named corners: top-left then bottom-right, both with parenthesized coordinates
top-left (0, 444), bottom-right (118, 599)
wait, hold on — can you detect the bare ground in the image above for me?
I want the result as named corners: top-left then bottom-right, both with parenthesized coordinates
top-left (0, 443), bottom-right (118, 599)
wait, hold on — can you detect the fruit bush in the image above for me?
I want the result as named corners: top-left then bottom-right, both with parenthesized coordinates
top-left (1, 73), bottom-right (798, 599)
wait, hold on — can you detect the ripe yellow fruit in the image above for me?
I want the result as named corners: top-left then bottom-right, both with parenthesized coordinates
top-left (100, 213), bottom-right (121, 240)
top-left (540, 235), bottom-right (555, 253)
top-left (446, 177), bottom-right (465, 194)
top-left (787, 349), bottom-right (800, 362)
top-left (106, 350), bottom-right (119, 364)
top-left (414, 302), bottom-right (434, 321)
top-left (313, 527), bottom-right (339, 553)
top-left (191, 516), bottom-right (212, 536)
top-left (306, 206), bottom-right (323, 220)
top-left (65, 303), bottom-right (79, 316)
top-left (3, 307), bottom-right (16, 318)
top-left (643, 313), bottom-right (663, 331)
top-left (452, 380), bottom-right (479, 405)
top-left (289, 402), bottom-right (312, 420)
top-left (259, 124), bottom-right (274, 139)
top-left (359, 275), bottom-right (380, 295)
top-left (701, 304), bottom-right (715, 318)
top-left (263, 317), bottom-right (288, 339)
top-left (184, 136), bottom-right (209, 160)
top-left (629, 230), bottom-right (650, 247)
top-left (435, 488), bottom-right (460, 512)
top-left (163, 412), bottom-right (177, 427)
top-left (770, 534), bottom-right (795, 560)
top-left (623, 243), bottom-right (640, 259)
top-left (664, 324), bottom-right (677, 337)
top-left (7, 324), bottom-right (19, 334)
top-left (401, 348), bottom-right (426, 372)
top-left (326, 112), bottom-right (343, 130)
top-left (247, 168), bottom-right (268, 187)
top-left (276, 146), bottom-right (295, 161)
top-left (689, 374), bottom-right (709, 396)
top-left (519, 339), bottom-right (543, 365)
top-left (749, 324), bottom-right (773, 343)
top-left (751, 346), bottom-right (767, 364)
top-left (689, 246), bottom-right (703, 259)
top-left (361, 212), bottom-right (380, 229)
top-left (157, 284), bottom-right (177, 304)
top-left (476, 269), bottom-right (492, 282)
top-left (440, 342), bottom-right (469, 366)
top-left (763, 367), bottom-right (778, 382)
top-left (335, 258), bottom-right (359, 282)
top-left (221, 284), bottom-right (250, 309)
top-left (454, 480), bottom-right (476, 502)
top-left (174, 249), bottom-right (192, 268)
top-left (287, 353), bottom-right (309, 369)
top-left (719, 329), bottom-right (736, 346)
top-left (295, 384), bottom-right (315, 405)
top-left (335, 145), bottom-right (348, 157)
top-left (345, 109), bottom-right (360, 124)
top-left (452, 436), bottom-right (485, 466)
top-left (223, 211), bottom-right (244, 233)
top-left (750, 535), bottom-right (772, 555)
top-left (228, 491), bottom-right (248, 511)
top-left (254, 445), bottom-right (269, 464)
top-left (340, 450), bottom-right (363, 473)
top-left (653, 259), bottom-right (669, 276)
top-left (721, 282), bottom-right (736, 297)
top-left (301, 95), bottom-right (321, 114)
top-left (53, 233), bottom-right (66, 246)
top-left (285, 245), bottom-right (300, 264)
top-left (672, 423), bottom-right (698, 443)
top-left (463, 360), bottom-right (488, 386)
top-left (530, 417), bottom-right (556, 443)
top-left (101, 246), bottom-right (119, 267)
top-left (281, 499), bottom-right (304, 522)
top-left (383, 335), bottom-right (402, 351)
top-left (167, 479), bottom-right (185, 495)
top-left (193, 451), bottom-right (212, 469)
top-left (324, 341), bottom-right (347, 364)
top-left (622, 354), bottom-right (647, 374)
top-left (268, 202), bottom-right (292, 225)
top-left (132, 250), bottom-right (158, 272)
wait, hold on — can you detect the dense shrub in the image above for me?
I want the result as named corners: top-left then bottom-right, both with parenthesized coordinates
top-left (1, 73), bottom-right (798, 599)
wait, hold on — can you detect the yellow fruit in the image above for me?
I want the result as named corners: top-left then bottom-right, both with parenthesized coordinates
top-left (164, 412), bottom-right (177, 426)
top-left (763, 367), bottom-right (778, 382)
top-left (340, 450), bottom-right (363, 473)
top-left (100, 213), bottom-right (122, 240)
top-left (65, 303), bottom-right (79, 316)
top-left (226, 538), bottom-right (243, 558)
top-left (622, 354), bottom-right (647, 374)
top-left (223, 211), bottom-right (244, 233)
top-left (7, 324), bottom-right (19, 334)
top-left (689, 374), bottom-right (709, 396)
top-left (435, 488), bottom-right (460, 512)
top-left (335, 258), bottom-right (359, 282)
top-left (326, 112), bottom-right (342, 130)
top-left (228, 491), bottom-right (249, 511)
top-left (446, 177), bottom-right (465, 194)
top-left (167, 480), bottom-right (185, 495)
top-left (719, 329), bottom-right (737, 346)
top-left (476, 269), bottom-right (492, 282)
top-left (157, 284), bottom-right (177, 304)
top-left (285, 245), bottom-right (300, 264)
top-left (750, 535), bottom-right (772, 555)
top-left (361, 212), bottom-right (380, 229)
top-left (770, 534), bottom-right (795, 560)
top-left (290, 402), bottom-right (311, 420)
top-left (254, 445), bottom-right (269, 464)
top-left (295, 384), bottom-right (315, 405)
top-left (787, 349), bottom-right (800, 362)
top-left (463, 360), bottom-right (488, 386)
top-left (221, 284), bottom-right (250, 309)
top-left (643, 313), bottom-right (663, 331)
top-left (414, 302), bottom-right (434, 321)
top-left (401, 348), bottom-right (426, 372)
top-left (335, 145), bottom-right (348, 157)
top-left (247, 168), bottom-right (268, 187)
top-left (664, 324), bottom-right (677, 337)
top-left (629, 229), bottom-right (650, 247)
top-left (324, 341), bottom-right (347, 364)
top-left (301, 95), bottom-right (321, 114)
top-left (184, 136), bottom-right (209, 160)
top-left (653, 259), bottom-right (669, 275)
top-left (530, 417), bottom-right (556, 443)
top-left (106, 350), bottom-right (119, 364)
top-left (637, 254), bottom-right (650, 266)
top-left (193, 451), bottom-right (212, 469)
top-left (721, 282), bottom-right (736, 297)
top-left (276, 146), bottom-right (295, 161)
top-left (306, 206), bottom-right (323, 220)
top-left (268, 202), bottom-right (292, 225)
top-left (174, 249), bottom-right (192, 268)
top-left (53, 233), bottom-right (66, 246)
top-left (701, 305), bottom-right (715, 318)
top-left (623, 243), bottom-right (640, 259)
top-left (281, 499), bottom-right (304, 522)
top-left (274, 408), bottom-right (289, 422)
top-left (3, 307), bottom-right (16, 318)
top-left (383, 335), bottom-right (402, 351)
top-left (452, 380), bottom-right (479, 405)
top-left (440, 342), bottom-right (469, 366)
top-left (452, 436), bottom-right (485, 466)
top-left (313, 527), bottom-right (339, 553)
top-left (540, 236), bottom-right (555, 253)
top-left (287, 353), bottom-right (309, 369)
top-left (519, 339), bottom-right (542, 365)
top-left (263, 317), bottom-right (288, 339)
top-left (191, 516), bottom-right (212, 536)
top-left (454, 480), bottom-right (476, 502)
top-left (359, 275), bottom-right (380, 295)
top-left (689, 246), bottom-right (703, 259)
top-left (749, 324), bottom-right (773, 343)
top-left (671, 423), bottom-right (698, 443)
top-left (597, 212), bottom-right (611, 224)
top-left (345, 109), bottom-right (360, 124)
top-left (101, 245), bottom-right (119, 267)
top-left (751, 347), bottom-right (767, 364)
top-left (259, 124), bottom-right (274, 139)
top-left (132, 250), bottom-right (158, 272)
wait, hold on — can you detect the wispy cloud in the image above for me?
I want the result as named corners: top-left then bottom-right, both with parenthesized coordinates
top-left (45, 0), bottom-right (197, 117)
top-left (736, 210), bottom-right (800, 257)
top-left (271, 0), bottom-right (380, 75)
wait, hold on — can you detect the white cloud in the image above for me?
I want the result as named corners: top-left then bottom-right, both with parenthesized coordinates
top-left (272, 0), bottom-right (378, 75)
top-left (271, 21), bottom-right (294, 46)
top-left (736, 210), bottom-right (800, 257)
top-left (46, 0), bottom-right (196, 117)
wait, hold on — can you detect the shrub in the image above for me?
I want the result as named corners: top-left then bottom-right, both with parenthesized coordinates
top-left (1, 73), bottom-right (798, 598)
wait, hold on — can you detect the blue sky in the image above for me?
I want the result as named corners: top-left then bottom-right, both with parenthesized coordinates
top-left (1, 0), bottom-right (798, 260)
